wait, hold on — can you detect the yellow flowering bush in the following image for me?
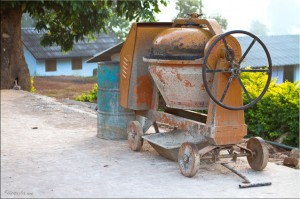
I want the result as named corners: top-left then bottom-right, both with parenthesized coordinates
top-left (30, 76), bottom-right (36, 93)
top-left (242, 69), bottom-right (299, 147)
top-left (74, 84), bottom-right (98, 103)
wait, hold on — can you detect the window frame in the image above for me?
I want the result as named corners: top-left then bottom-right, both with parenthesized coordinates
top-left (72, 58), bottom-right (82, 70)
top-left (45, 59), bottom-right (57, 72)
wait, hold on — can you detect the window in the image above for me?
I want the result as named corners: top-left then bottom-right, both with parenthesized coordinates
top-left (45, 59), bottom-right (57, 72)
top-left (283, 65), bottom-right (294, 82)
top-left (72, 58), bottom-right (82, 70)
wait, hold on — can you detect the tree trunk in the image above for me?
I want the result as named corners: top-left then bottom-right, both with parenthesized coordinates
top-left (1, 6), bottom-right (30, 91)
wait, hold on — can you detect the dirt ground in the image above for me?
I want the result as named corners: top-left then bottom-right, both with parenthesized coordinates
top-left (33, 76), bottom-right (97, 99)
top-left (1, 90), bottom-right (300, 198)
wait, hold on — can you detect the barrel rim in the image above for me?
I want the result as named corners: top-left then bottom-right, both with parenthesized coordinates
top-left (98, 61), bottom-right (120, 65)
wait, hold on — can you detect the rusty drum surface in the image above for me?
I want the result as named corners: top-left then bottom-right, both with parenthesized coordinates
top-left (97, 61), bottom-right (135, 140)
top-left (145, 26), bottom-right (214, 110)
top-left (147, 62), bottom-right (213, 110)
top-left (150, 27), bottom-right (212, 60)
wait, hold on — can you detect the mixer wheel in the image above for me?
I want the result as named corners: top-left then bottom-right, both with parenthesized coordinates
top-left (127, 121), bottom-right (144, 151)
top-left (203, 30), bottom-right (272, 110)
top-left (246, 137), bottom-right (269, 171)
top-left (178, 142), bottom-right (200, 177)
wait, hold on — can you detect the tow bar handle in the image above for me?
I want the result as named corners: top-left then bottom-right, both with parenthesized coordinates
top-left (221, 163), bottom-right (272, 188)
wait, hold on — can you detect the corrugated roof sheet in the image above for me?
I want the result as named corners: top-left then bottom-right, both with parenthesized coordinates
top-left (21, 28), bottom-right (120, 60)
top-left (237, 34), bottom-right (299, 67)
top-left (87, 42), bottom-right (124, 63)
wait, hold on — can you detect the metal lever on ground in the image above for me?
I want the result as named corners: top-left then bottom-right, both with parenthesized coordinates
top-left (221, 163), bottom-right (272, 188)
top-left (239, 182), bottom-right (272, 188)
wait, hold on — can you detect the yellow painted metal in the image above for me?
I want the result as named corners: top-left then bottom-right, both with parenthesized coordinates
top-left (204, 34), bottom-right (242, 70)
top-left (120, 22), bottom-right (173, 109)
top-left (120, 23), bottom-right (137, 108)
top-left (172, 18), bottom-right (223, 35)
top-left (205, 60), bottom-right (247, 145)
top-left (203, 35), bottom-right (245, 145)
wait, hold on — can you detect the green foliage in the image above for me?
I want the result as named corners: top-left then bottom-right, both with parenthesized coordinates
top-left (208, 14), bottom-right (228, 30)
top-left (174, 0), bottom-right (228, 29)
top-left (249, 20), bottom-right (269, 36)
top-left (107, 14), bottom-right (131, 41)
top-left (2, 0), bottom-right (166, 52)
top-left (242, 71), bottom-right (299, 147)
top-left (21, 12), bottom-right (36, 28)
top-left (108, 1), bottom-right (167, 41)
top-left (74, 84), bottom-right (98, 103)
top-left (175, 0), bottom-right (203, 18)
top-left (30, 76), bottom-right (36, 93)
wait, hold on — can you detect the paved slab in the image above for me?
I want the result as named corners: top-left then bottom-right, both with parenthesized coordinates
top-left (1, 90), bottom-right (299, 198)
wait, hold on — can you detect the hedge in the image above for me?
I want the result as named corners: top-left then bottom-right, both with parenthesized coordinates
top-left (242, 70), bottom-right (299, 147)
top-left (74, 83), bottom-right (97, 103)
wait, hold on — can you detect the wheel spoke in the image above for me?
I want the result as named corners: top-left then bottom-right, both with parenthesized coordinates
top-left (220, 74), bottom-right (234, 103)
top-left (222, 37), bottom-right (232, 60)
top-left (237, 76), bottom-right (252, 102)
top-left (238, 38), bottom-right (256, 65)
top-left (240, 69), bottom-right (270, 73)
top-left (222, 37), bottom-right (235, 68)
top-left (203, 30), bottom-right (272, 110)
top-left (207, 69), bottom-right (231, 73)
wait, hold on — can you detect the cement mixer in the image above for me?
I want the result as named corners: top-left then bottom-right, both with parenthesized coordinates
top-left (119, 14), bottom-right (272, 185)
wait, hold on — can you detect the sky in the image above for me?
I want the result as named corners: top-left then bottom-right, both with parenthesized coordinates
top-left (155, 0), bottom-right (300, 35)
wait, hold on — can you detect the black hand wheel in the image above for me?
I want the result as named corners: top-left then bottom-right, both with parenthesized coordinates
top-left (202, 30), bottom-right (272, 110)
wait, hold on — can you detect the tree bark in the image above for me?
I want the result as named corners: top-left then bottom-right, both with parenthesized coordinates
top-left (1, 6), bottom-right (30, 91)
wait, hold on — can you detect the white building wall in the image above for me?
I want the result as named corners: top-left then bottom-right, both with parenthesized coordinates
top-left (24, 46), bottom-right (38, 76)
top-left (272, 66), bottom-right (284, 83)
top-left (24, 46), bottom-right (98, 77)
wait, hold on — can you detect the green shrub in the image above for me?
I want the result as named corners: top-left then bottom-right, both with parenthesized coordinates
top-left (30, 76), bottom-right (36, 93)
top-left (74, 83), bottom-right (98, 103)
top-left (242, 70), bottom-right (299, 147)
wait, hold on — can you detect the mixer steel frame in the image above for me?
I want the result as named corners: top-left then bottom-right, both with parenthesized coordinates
top-left (122, 14), bottom-right (272, 182)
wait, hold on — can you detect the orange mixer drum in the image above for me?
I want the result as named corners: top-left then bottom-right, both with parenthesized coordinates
top-left (145, 27), bottom-right (214, 110)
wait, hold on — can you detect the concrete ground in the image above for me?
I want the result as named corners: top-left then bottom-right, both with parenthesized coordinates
top-left (1, 90), bottom-right (299, 198)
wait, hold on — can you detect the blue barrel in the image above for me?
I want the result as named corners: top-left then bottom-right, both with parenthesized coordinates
top-left (97, 61), bottom-right (135, 140)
